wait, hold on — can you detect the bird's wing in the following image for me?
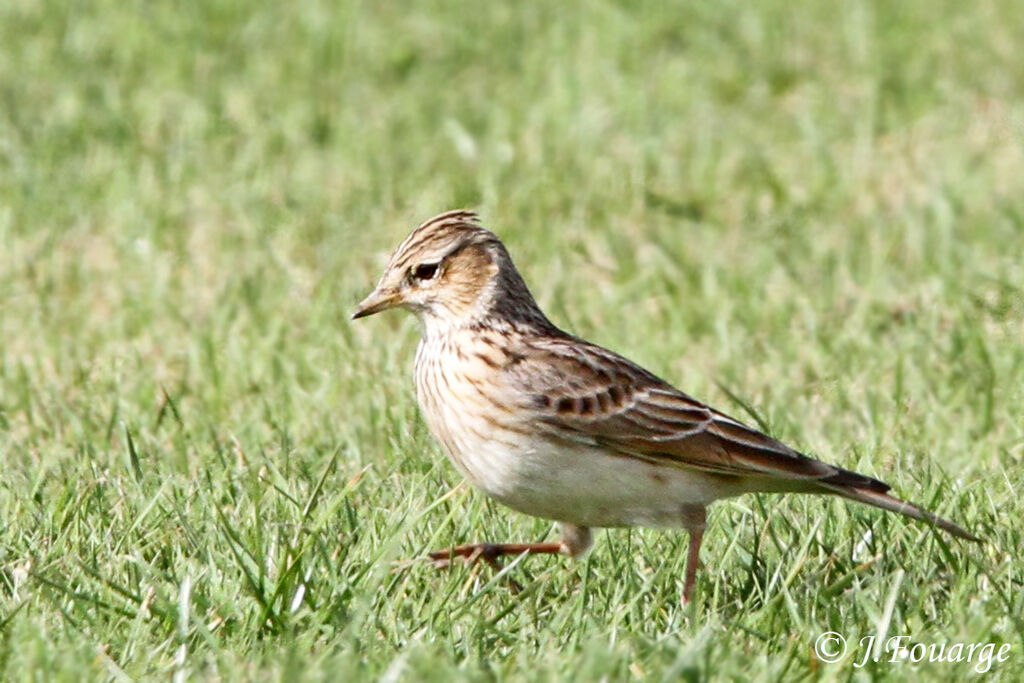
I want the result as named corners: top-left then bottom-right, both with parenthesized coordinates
top-left (505, 335), bottom-right (888, 492)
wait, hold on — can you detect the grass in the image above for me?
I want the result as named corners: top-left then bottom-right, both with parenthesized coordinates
top-left (1, 0), bottom-right (1022, 679)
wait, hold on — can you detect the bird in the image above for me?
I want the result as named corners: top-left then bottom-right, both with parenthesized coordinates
top-left (351, 209), bottom-right (979, 603)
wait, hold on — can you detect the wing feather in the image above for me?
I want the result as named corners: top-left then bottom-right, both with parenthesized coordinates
top-left (506, 335), bottom-right (888, 491)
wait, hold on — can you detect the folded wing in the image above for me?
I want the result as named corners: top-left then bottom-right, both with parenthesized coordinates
top-left (508, 335), bottom-right (886, 491)
top-left (501, 335), bottom-right (978, 541)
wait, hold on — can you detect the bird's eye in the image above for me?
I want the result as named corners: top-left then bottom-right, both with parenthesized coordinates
top-left (412, 263), bottom-right (440, 281)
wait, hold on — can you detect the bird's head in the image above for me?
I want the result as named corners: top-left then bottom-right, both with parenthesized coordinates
top-left (352, 210), bottom-right (549, 333)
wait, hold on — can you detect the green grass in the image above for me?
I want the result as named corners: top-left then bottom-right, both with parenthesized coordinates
top-left (1, 0), bottom-right (1022, 679)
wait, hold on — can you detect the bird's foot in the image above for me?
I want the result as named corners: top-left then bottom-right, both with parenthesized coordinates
top-left (427, 542), bottom-right (563, 570)
top-left (428, 542), bottom-right (563, 593)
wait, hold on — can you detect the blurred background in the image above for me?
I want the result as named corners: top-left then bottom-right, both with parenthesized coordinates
top-left (1, 0), bottom-right (1021, 678)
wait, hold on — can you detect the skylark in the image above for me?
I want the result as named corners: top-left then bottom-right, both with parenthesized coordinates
top-left (353, 210), bottom-right (978, 602)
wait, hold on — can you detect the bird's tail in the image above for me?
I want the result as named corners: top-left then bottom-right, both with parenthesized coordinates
top-left (825, 483), bottom-right (981, 542)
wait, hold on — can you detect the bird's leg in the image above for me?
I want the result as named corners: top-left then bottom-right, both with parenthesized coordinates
top-left (428, 542), bottom-right (562, 594)
top-left (427, 542), bottom-right (564, 569)
top-left (681, 505), bottom-right (707, 606)
top-left (428, 524), bottom-right (593, 568)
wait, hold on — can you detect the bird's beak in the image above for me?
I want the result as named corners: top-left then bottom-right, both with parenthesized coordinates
top-left (351, 288), bottom-right (399, 320)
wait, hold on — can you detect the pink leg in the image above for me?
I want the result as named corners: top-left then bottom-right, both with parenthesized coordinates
top-left (428, 541), bottom-right (565, 593)
top-left (428, 524), bottom-right (593, 569)
top-left (681, 505), bottom-right (707, 605)
top-left (428, 542), bottom-right (564, 569)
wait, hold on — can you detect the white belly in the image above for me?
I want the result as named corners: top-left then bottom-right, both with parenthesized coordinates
top-left (414, 334), bottom-right (739, 528)
top-left (451, 433), bottom-right (736, 528)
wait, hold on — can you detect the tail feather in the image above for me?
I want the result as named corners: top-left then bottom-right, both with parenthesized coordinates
top-left (827, 485), bottom-right (981, 542)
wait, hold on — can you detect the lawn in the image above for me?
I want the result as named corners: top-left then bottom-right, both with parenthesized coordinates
top-left (1, 0), bottom-right (1022, 679)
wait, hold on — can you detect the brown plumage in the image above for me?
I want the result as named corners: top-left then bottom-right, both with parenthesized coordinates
top-left (353, 210), bottom-right (979, 603)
